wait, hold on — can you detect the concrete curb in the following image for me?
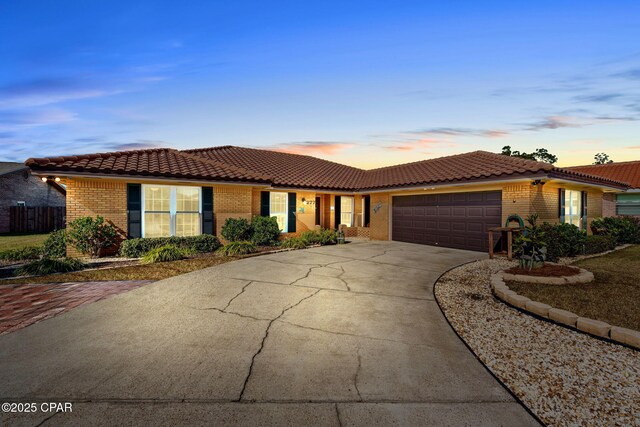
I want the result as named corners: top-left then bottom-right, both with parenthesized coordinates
top-left (491, 272), bottom-right (640, 350)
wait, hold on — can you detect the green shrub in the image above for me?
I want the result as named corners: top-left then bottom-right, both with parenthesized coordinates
top-left (221, 218), bottom-right (253, 242)
top-left (300, 230), bottom-right (322, 245)
top-left (141, 245), bottom-right (186, 264)
top-left (67, 216), bottom-right (117, 258)
top-left (591, 216), bottom-right (640, 245)
top-left (280, 237), bottom-right (308, 249)
top-left (583, 235), bottom-right (617, 255)
top-left (15, 257), bottom-right (84, 276)
top-left (539, 223), bottom-right (586, 262)
top-left (216, 241), bottom-right (257, 256)
top-left (42, 229), bottom-right (66, 258)
top-left (251, 216), bottom-right (281, 246)
top-left (0, 246), bottom-right (41, 261)
top-left (119, 235), bottom-right (221, 258)
top-left (318, 228), bottom-right (338, 245)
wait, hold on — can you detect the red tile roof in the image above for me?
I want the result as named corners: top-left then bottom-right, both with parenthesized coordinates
top-left (25, 146), bottom-right (629, 191)
top-left (25, 148), bottom-right (271, 183)
top-left (565, 161), bottom-right (640, 189)
top-left (183, 146), bottom-right (365, 190)
top-left (361, 150), bottom-right (555, 190)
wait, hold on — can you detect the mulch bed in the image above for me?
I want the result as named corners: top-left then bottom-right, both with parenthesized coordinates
top-left (505, 264), bottom-right (580, 277)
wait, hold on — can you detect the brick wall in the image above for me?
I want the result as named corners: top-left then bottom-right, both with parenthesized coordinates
top-left (213, 184), bottom-right (253, 238)
top-left (602, 193), bottom-right (616, 217)
top-left (65, 178), bottom-right (127, 256)
top-left (501, 184), bottom-right (533, 226)
top-left (369, 193), bottom-right (389, 240)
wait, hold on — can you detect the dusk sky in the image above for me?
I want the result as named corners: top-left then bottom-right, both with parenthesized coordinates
top-left (1, 1), bottom-right (640, 168)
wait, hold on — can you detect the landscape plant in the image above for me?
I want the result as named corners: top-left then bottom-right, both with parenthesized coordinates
top-left (590, 216), bottom-right (640, 245)
top-left (280, 237), bottom-right (308, 249)
top-left (216, 241), bottom-right (257, 256)
top-left (66, 216), bottom-right (117, 258)
top-left (221, 218), bottom-right (253, 242)
top-left (250, 216), bottom-right (281, 246)
top-left (42, 229), bottom-right (67, 258)
top-left (15, 257), bottom-right (84, 276)
top-left (539, 223), bottom-right (586, 262)
top-left (119, 235), bottom-right (221, 258)
top-left (0, 246), bottom-right (41, 261)
top-left (583, 234), bottom-right (617, 254)
top-left (141, 245), bottom-right (187, 264)
top-left (514, 214), bottom-right (547, 270)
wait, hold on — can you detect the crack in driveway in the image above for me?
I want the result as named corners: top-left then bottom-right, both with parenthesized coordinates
top-left (237, 290), bottom-right (321, 401)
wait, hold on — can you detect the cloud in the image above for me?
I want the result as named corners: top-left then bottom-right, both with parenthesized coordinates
top-left (0, 108), bottom-right (76, 130)
top-left (74, 137), bottom-right (104, 143)
top-left (572, 93), bottom-right (624, 103)
top-left (523, 116), bottom-right (584, 131)
top-left (0, 78), bottom-right (115, 109)
top-left (105, 140), bottom-right (168, 151)
top-left (270, 141), bottom-right (353, 155)
top-left (407, 127), bottom-right (509, 138)
top-left (625, 145), bottom-right (640, 150)
top-left (612, 68), bottom-right (640, 80)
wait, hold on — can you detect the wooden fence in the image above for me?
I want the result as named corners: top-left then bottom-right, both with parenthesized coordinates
top-left (9, 206), bottom-right (66, 233)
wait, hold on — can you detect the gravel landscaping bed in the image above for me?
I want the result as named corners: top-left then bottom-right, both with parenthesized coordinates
top-left (435, 258), bottom-right (640, 427)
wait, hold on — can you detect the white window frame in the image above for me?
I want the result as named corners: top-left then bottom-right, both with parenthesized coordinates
top-left (341, 196), bottom-right (355, 227)
top-left (141, 185), bottom-right (202, 237)
top-left (565, 190), bottom-right (582, 228)
top-left (270, 192), bottom-right (288, 233)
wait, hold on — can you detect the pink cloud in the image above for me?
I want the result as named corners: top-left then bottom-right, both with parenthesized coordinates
top-left (271, 141), bottom-right (353, 155)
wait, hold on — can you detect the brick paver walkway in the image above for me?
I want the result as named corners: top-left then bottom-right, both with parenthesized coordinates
top-left (0, 281), bottom-right (154, 335)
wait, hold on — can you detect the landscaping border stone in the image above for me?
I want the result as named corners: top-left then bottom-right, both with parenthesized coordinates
top-left (501, 263), bottom-right (594, 285)
top-left (491, 271), bottom-right (640, 350)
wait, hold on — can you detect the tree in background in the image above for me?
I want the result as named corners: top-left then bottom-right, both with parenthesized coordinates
top-left (593, 153), bottom-right (614, 164)
top-left (501, 146), bottom-right (558, 164)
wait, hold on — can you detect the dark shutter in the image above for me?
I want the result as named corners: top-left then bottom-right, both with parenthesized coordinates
top-left (581, 191), bottom-right (588, 230)
top-left (315, 196), bottom-right (321, 226)
top-left (288, 192), bottom-right (297, 233)
top-left (334, 196), bottom-right (341, 229)
top-left (558, 189), bottom-right (566, 224)
top-left (364, 195), bottom-right (371, 227)
top-left (127, 183), bottom-right (142, 238)
top-left (260, 191), bottom-right (270, 217)
top-left (202, 187), bottom-right (214, 235)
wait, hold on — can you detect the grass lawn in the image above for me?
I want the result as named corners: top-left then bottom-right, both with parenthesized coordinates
top-left (508, 245), bottom-right (640, 330)
top-left (0, 233), bottom-right (49, 251)
top-left (1, 254), bottom-right (235, 285)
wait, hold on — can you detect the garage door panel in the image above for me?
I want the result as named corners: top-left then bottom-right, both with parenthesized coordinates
top-left (392, 191), bottom-right (502, 252)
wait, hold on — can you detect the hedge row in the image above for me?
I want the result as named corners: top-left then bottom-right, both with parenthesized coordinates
top-left (119, 235), bottom-right (221, 258)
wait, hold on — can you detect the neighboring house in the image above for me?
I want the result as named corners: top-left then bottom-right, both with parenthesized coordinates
top-left (0, 162), bottom-right (66, 233)
top-left (25, 147), bottom-right (629, 255)
top-left (566, 161), bottom-right (640, 217)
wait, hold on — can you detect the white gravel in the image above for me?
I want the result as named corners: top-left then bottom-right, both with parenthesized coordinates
top-left (435, 259), bottom-right (640, 427)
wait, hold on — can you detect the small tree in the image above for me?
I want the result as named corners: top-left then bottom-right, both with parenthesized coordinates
top-left (514, 214), bottom-right (547, 270)
top-left (501, 146), bottom-right (558, 164)
top-left (67, 216), bottom-right (117, 258)
top-left (593, 153), bottom-right (613, 165)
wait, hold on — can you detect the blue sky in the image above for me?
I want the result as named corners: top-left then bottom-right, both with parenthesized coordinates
top-left (1, 1), bottom-right (640, 167)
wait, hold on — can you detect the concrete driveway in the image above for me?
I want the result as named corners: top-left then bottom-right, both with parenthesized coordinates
top-left (0, 241), bottom-right (537, 426)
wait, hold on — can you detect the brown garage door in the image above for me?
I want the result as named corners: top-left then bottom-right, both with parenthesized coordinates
top-left (392, 191), bottom-right (502, 252)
